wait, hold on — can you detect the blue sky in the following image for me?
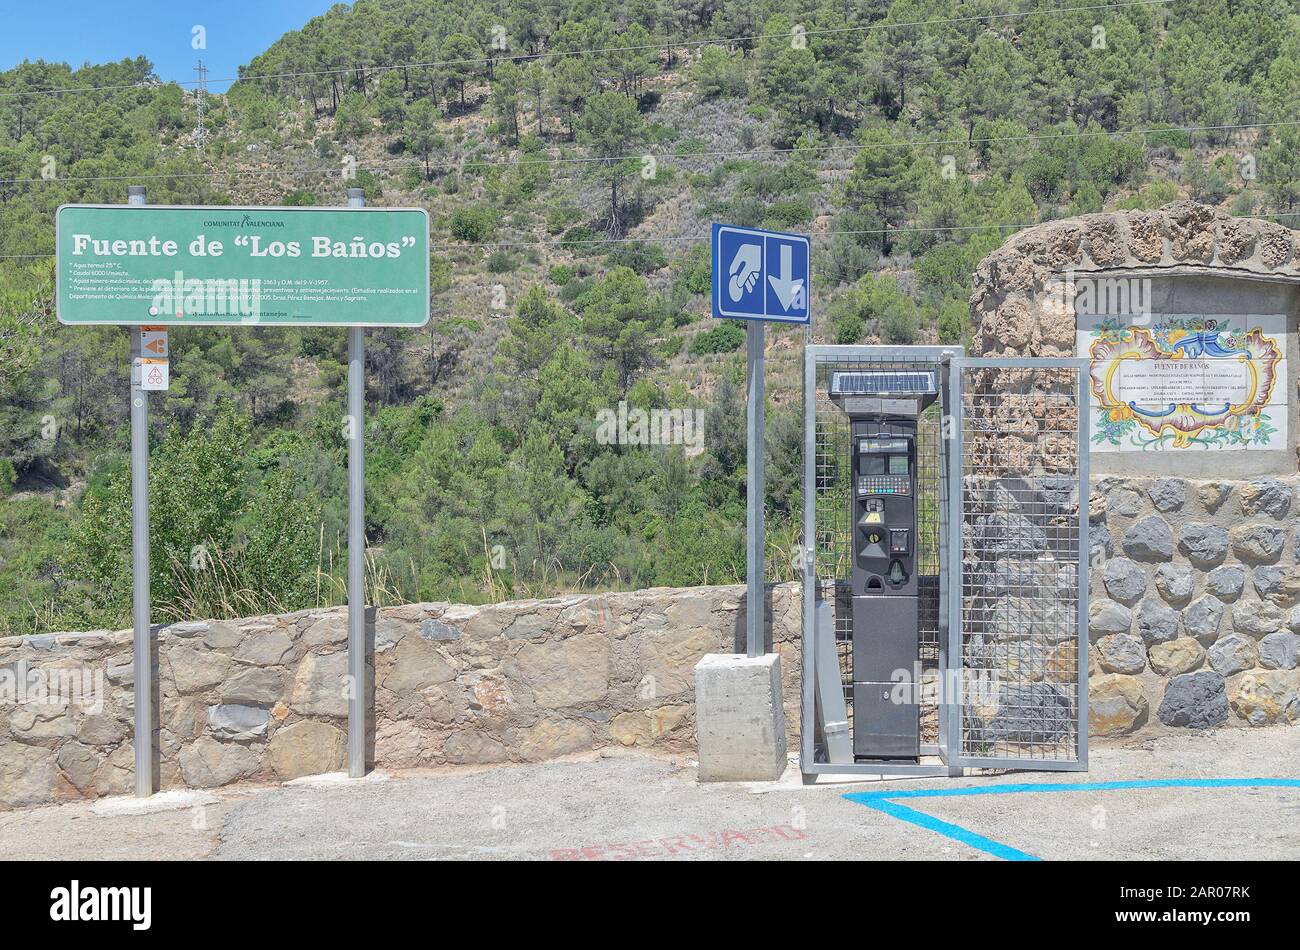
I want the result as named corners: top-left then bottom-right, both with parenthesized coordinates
top-left (0, 1), bottom-right (342, 91)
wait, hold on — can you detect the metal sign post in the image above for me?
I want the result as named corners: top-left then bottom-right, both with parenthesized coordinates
top-left (710, 222), bottom-right (811, 658)
top-left (345, 187), bottom-right (367, 779)
top-left (126, 185), bottom-right (154, 798)
top-left (55, 190), bottom-right (429, 796)
top-left (744, 322), bottom-right (765, 658)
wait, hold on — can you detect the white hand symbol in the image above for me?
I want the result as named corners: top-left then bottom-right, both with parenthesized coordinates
top-left (727, 243), bottom-right (762, 302)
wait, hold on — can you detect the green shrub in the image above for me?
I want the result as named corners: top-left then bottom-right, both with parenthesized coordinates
top-left (1114, 179), bottom-right (1180, 210)
top-left (820, 235), bottom-right (876, 286)
top-left (834, 314), bottom-right (864, 345)
top-left (880, 308), bottom-right (919, 345)
top-left (354, 169), bottom-right (383, 202)
top-left (1023, 151), bottom-right (1068, 201)
top-left (765, 200), bottom-right (813, 228)
top-left (693, 46), bottom-right (748, 99)
top-left (1077, 135), bottom-right (1144, 188)
top-left (936, 298), bottom-right (967, 344)
top-left (545, 202), bottom-right (583, 234)
top-left (678, 246), bottom-right (711, 295)
top-left (334, 91), bottom-right (371, 140)
top-left (655, 335), bottom-right (685, 360)
top-left (486, 250), bottom-right (518, 273)
top-left (450, 205), bottom-right (499, 242)
top-left (1069, 181), bottom-right (1104, 215)
top-left (690, 322), bottom-right (746, 355)
top-left (400, 165), bottom-right (425, 190)
top-left (605, 241), bottom-right (667, 274)
top-left (558, 278), bottom-right (593, 302)
top-left (1144, 126), bottom-right (1192, 151)
top-left (560, 225), bottom-right (600, 253)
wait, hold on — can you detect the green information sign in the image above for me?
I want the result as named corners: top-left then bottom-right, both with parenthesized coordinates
top-left (56, 204), bottom-right (430, 327)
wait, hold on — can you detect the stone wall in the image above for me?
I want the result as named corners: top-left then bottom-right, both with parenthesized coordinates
top-left (4, 536), bottom-right (1297, 810)
top-left (963, 203), bottom-right (1300, 736)
top-left (0, 585), bottom-right (801, 809)
top-left (1088, 475), bottom-right (1300, 736)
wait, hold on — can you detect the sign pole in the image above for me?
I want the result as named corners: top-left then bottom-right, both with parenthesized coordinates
top-left (745, 320), bottom-right (765, 658)
top-left (346, 186), bottom-right (367, 778)
top-left (55, 197), bottom-right (429, 788)
top-left (711, 223), bottom-right (807, 660)
top-left (127, 184), bottom-right (154, 798)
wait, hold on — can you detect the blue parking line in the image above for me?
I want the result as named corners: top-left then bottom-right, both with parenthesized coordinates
top-left (845, 778), bottom-right (1300, 861)
top-left (863, 796), bottom-right (1041, 860)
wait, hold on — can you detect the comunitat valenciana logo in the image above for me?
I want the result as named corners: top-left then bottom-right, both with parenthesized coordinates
top-left (49, 881), bottom-right (151, 931)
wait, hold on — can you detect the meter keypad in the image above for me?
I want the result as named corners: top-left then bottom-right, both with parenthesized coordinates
top-left (858, 475), bottom-right (911, 496)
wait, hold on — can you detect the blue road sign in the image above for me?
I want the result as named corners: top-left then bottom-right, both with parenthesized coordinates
top-left (711, 222), bottom-right (810, 324)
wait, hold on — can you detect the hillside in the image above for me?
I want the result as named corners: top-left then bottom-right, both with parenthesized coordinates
top-left (1, 0), bottom-right (1299, 635)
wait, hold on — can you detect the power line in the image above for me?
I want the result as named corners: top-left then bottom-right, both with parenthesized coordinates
top-left (4, 117), bottom-right (1293, 188)
top-left (0, 222), bottom-right (1041, 260)
top-left (432, 222), bottom-right (1042, 251)
top-left (0, 0), bottom-right (1179, 101)
top-left (431, 212), bottom-right (1300, 251)
top-left (285, 117), bottom-right (1300, 176)
top-left (6, 212), bottom-right (1300, 261)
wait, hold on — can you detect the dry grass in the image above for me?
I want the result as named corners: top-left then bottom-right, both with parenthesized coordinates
top-left (158, 526), bottom-right (405, 624)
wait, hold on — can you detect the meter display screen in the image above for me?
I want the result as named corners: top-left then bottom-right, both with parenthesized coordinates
top-left (863, 456), bottom-right (885, 475)
top-left (888, 456), bottom-right (908, 475)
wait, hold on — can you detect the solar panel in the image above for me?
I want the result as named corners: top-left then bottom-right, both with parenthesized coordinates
top-left (830, 370), bottom-right (937, 396)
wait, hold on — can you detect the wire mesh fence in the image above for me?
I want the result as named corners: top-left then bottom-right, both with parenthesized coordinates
top-left (957, 362), bottom-right (1084, 762)
top-left (802, 348), bottom-right (1087, 773)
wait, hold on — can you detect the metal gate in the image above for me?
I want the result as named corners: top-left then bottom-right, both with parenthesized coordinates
top-left (946, 357), bottom-right (1089, 771)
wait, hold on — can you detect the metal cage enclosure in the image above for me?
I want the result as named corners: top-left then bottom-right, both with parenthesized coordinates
top-left (801, 346), bottom-right (1089, 779)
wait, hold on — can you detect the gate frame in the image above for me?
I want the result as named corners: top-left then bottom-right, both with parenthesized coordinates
top-left (945, 355), bottom-right (1090, 773)
top-left (800, 347), bottom-right (1091, 780)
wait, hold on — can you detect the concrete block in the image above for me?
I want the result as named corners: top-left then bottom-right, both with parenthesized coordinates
top-left (694, 653), bottom-right (787, 782)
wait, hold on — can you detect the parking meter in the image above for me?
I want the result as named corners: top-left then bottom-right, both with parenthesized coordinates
top-left (830, 371), bottom-right (938, 759)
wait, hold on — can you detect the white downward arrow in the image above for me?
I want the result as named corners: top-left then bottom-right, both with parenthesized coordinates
top-left (767, 243), bottom-right (804, 311)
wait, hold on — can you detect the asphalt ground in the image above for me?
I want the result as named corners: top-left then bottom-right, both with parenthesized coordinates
top-left (4, 727), bottom-right (1298, 861)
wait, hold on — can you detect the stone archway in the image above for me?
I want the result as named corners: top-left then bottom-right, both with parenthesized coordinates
top-left (969, 201), bottom-right (1300, 361)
